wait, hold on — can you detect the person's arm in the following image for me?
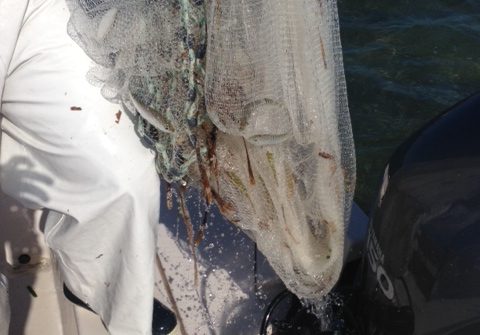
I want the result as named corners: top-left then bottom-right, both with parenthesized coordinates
top-left (1, 1), bottom-right (160, 333)
top-left (0, 1), bottom-right (29, 101)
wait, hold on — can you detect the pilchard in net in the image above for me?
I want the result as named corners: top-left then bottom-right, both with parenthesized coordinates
top-left (66, 0), bottom-right (355, 302)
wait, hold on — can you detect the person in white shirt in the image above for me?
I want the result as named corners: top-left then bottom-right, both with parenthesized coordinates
top-left (0, 0), bottom-right (160, 333)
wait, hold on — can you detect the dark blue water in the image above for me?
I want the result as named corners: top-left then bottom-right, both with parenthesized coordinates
top-left (338, 0), bottom-right (480, 211)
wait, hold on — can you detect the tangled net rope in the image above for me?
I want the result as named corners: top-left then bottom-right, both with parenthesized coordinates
top-left (67, 0), bottom-right (355, 300)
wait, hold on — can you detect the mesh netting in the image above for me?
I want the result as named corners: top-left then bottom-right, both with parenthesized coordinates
top-left (67, 0), bottom-right (355, 300)
top-left (68, 0), bottom-right (210, 183)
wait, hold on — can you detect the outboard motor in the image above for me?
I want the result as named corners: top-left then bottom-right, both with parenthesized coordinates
top-left (257, 94), bottom-right (480, 334)
top-left (355, 93), bottom-right (480, 334)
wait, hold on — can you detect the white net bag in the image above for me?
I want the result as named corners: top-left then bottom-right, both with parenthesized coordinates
top-left (66, 0), bottom-right (355, 300)
top-left (204, 0), bottom-right (355, 298)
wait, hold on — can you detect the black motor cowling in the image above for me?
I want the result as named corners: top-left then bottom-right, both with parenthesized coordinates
top-left (355, 93), bottom-right (480, 335)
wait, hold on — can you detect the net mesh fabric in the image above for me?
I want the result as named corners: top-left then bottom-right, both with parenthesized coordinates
top-left (67, 0), bottom-right (355, 300)
top-left (68, 0), bottom-right (210, 183)
top-left (206, 0), bottom-right (355, 298)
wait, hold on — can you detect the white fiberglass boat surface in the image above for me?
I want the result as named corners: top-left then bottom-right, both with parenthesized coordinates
top-left (0, 185), bottom-right (367, 335)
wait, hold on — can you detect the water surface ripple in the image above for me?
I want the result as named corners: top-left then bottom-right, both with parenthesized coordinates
top-left (338, 0), bottom-right (480, 211)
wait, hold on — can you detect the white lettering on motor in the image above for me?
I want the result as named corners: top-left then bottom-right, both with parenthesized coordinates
top-left (367, 228), bottom-right (394, 300)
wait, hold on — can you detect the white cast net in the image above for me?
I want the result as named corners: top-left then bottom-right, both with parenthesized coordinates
top-left (67, 0), bottom-right (355, 300)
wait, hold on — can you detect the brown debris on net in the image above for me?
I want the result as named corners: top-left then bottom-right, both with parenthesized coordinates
top-left (67, 0), bottom-right (356, 321)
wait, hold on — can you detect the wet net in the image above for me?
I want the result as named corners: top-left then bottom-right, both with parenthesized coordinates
top-left (67, 0), bottom-right (355, 300)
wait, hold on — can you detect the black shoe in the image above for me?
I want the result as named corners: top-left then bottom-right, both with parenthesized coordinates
top-left (152, 298), bottom-right (177, 335)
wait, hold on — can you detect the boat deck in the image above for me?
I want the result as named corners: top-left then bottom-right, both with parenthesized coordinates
top-left (0, 188), bottom-right (368, 334)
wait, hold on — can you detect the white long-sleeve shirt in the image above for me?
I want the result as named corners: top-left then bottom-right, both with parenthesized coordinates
top-left (0, 1), bottom-right (160, 333)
